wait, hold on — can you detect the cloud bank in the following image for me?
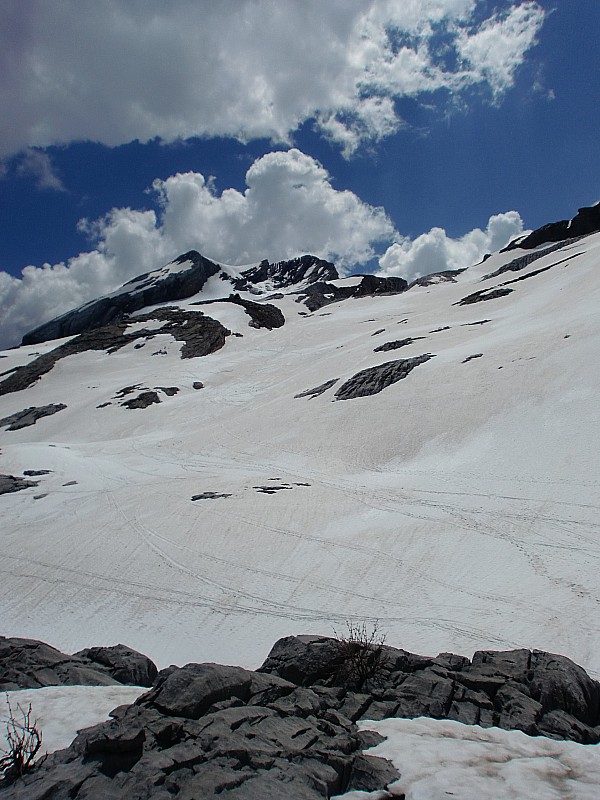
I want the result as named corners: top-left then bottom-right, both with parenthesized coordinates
top-left (0, 147), bottom-right (525, 349)
top-left (0, 149), bottom-right (394, 347)
top-left (379, 211), bottom-right (526, 279)
top-left (0, 1), bottom-right (546, 158)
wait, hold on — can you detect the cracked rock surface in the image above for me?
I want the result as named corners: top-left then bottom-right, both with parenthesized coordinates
top-left (334, 354), bottom-right (434, 400)
top-left (2, 635), bottom-right (600, 798)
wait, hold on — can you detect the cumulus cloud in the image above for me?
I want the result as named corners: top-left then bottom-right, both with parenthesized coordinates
top-left (378, 211), bottom-right (526, 281)
top-left (0, 1), bottom-right (546, 158)
top-left (0, 149), bottom-right (395, 348)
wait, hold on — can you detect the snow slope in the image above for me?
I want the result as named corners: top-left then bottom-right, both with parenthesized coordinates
top-left (1, 233), bottom-right (599, 674)
top-left (335, 717), bottom-right (600, 799)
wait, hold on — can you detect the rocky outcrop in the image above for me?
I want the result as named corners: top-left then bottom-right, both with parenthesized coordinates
top-left (195, 294), bottom-right (285, 329)
top-left (334, 354), bottom-right (434, 400)
top-left (0, 475), bottom-right (38, 496)
top-left (1, 661), bottom-right (398, 799)
top-left (121, 391), bottom-right (161, 410)
top-left (0, 404), bottom-right (67, 430)
top-left (234, 254), bottom-right (338, 291)
top-left (457, 286), bottom-right (514, 305)
top-left (0, 309), bottom-right (230, 397)
top-left (0, 637), bottom-right (157, 691)
top-left (484, 240), bottom-right (583, 280)
top-left (373, 337), bottom-right (425, 353)
top-left (22, 252), bottom-right (222, 345)
top-left (296, 274), bottom-right (408, 312)
top-left (294, 379), bottom-right (339, 399)
top-left (503, 202), bottom-right (600, 251)
top-left (3, 635), bottom-right (600, 797)
top-left (259, 636), bottom-right (600, 743)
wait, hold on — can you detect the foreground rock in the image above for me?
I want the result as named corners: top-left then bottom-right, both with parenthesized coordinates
top-left (261, 636), bottom-right (600, 743)
top-left (0, 637), bottom-right (157, 691)
top-left (2, 635), bottom-right (600, 797)
top-left (1, 661), bottom-right (398, 799)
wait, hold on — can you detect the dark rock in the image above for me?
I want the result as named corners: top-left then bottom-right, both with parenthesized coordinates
top-left (484, 247), bottom-right (582, 281)
top-left (22, 469), bottom-right (52, 476)
top-left (374, 337), bottom-right (425, 353)
top-left (457, 287), bottom-right (513, 305)
top-left (0, 474), bottom-right (38, 496)
top-left (0, 636), bottom-right (156, 690)
top-left (73, 644), bottom-right (158, 687)
top-left (121, 391), bottom-right (161, 409)
top-left (192, 381), bottom-right (204, 390)
top-left (0, 309), bottom-right (230, 397)
top-left (229, 294), bottom-right (284, 329)
top-left (462, 353), bottom-right (483, 363)
top-left (191, 492), bottom-right (232, 501)
top-left (295, 274), bottom-right (408, 312)
top-left (334, 355), bottom-right (434, 400)
top-left (0, 404), bottom-right (67, 430)
top-left (503, 202), bottom-right (600, 251)
top-left (371, 328), bottom-right (385, 336)
top-left (235, 254), bottom-right (338, 291)
top-left (22, 251), bottom-right (221, 345)
top-left (294, 379), bottom-right (339, 399)
top-left (155, 386), bottom-right (179, 396)
top-left (347, 754), bottom-right (399, 792)
top-left (462, 319), bottom-right (491, 326)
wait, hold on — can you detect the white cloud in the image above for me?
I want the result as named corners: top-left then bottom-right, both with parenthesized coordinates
top-left (0, 149), bottom-right (395, 348)
top-left (378, 210), bottom-right (526, 281)
top-left (0, 1), bottom-right (546, 159)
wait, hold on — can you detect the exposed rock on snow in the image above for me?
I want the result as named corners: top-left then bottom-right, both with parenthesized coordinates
top-left (0, 474), bottom-right (38, 495)
top-left (0, 660), bottom-right (398, 799)
top-left (0, 309), bottom-right (230, 397)
top-left (21, 251), bottom-right (222, 345)
top-left (334, 355), bottom-right (434, 400)
top-left (485, 239), bottom-right (583, 279)
top-left (195, 294), bottom-right (285, 329)
top-left (233, 254), bottom-right (338, 291)
top-left (504, 202), bottom-right (600, 251)
top-left (373, 337), bottom-right (426, 353)
top-left (0, 404), bottom-right (67, 430)
top-left (3, 635), bottom-right (600, 798)
top-left (296, 274), bottom-right (408, 312)
top-left (458, 286), bottom-right (514, 305)
top-left (260, 636), bottom-right (600, 743)
top-left (408, 268), bottom-right (465, 288)
top-left (121, 391), bottom-right (161, 410)
top-left (191, 492), bottom-right (233, 501)
top-left (0, 637), bottom-right (157, 691)
top-left (295, 379), bottom-right (339, 399)
top-left (463, 353), bottom-right (483, 363)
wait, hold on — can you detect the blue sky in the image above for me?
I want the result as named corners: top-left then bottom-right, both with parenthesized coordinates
top-left (0, 1), bottom-right (599, 346)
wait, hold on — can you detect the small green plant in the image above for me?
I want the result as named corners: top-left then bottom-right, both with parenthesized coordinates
top-left (333, 620), bottom-right (388, 690)
top-left (0, 696), bottom-right (45, 784)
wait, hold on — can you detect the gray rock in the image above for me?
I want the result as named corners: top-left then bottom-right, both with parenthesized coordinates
top-left (0, 636), bottom-right (157, 690)
top-left (334, 354), bottom-right (434, 400)
top-left (121, 391), bottom-right (161, 409)
top-left (73, 644), bottom-right (158, 687)
top-left (0, 310), bottom-right (230, 397)
top-left (0, 474), bottom-right (38, 496)
top-left (503, 202), bottom-right (600, 251)
top-left (0, 404), bottom-right (67, 430)
top-left (294, 379), bottom-right (339, 399)
top-left (374, 337), bottom-right (426, 353)
top-left (457, 286), bottom-right (514, 305)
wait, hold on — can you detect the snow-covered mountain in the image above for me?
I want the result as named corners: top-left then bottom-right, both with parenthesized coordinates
top-left (1, 206), bottom-right (600, 679)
